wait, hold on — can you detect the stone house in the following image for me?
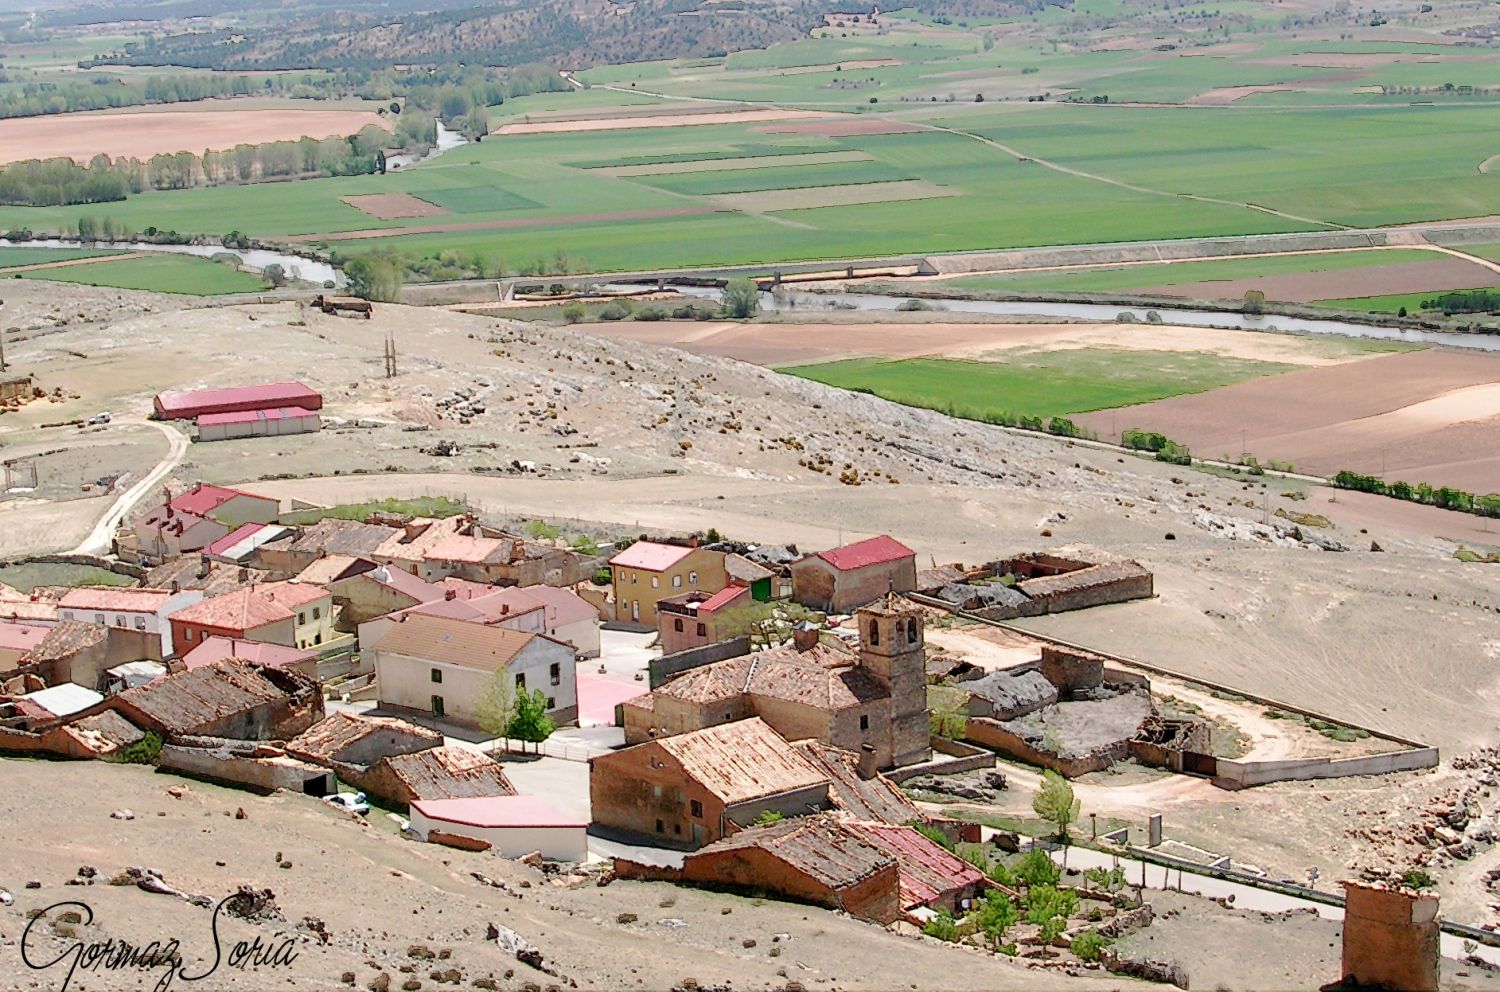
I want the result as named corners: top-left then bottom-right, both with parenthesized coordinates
top-left (326, 563), bottom-right (440, 629)
top-left (589, 717), bottom-right (830, 848)
top-left (168, 580), bottom-right (334, 653)
top-left (284, 711), bottom-right (442, 767)
top-left (336, 745), bottom-right (516, 808)
top-left (371, 515), bottom-right (593, 587)
top-left (790, 535), bottom-right (916, 614)
top-left (110, 659), bottom-right (324, 741)
top-left (128, 484), bottom-right (280, 564)
top-left (369, 612), bottom-right (578, 728)
top-left (608, 541), bottom-right (728, 627)
top-left (254, 518), bottom-right (400, 577)
top-left (656, 585), bottom-right (751, 655)
top-left (180, 636), bottom-right (318, 680)
top-left (839, 820), bottom-right (989, 916)
top-left (17, 621), bottom-right (161, 692)
top-left (622, 596), bottom-right (931, 770)
top-left (677, 813), bottom-right (902, 923)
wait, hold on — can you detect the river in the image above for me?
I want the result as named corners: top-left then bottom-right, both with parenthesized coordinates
top-left (636, 284), bottom-right (1500, 353)
top-left (383, 119), bottom-right (469, 171)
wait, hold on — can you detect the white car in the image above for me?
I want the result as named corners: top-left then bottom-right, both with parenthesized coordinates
top-left (323, 792), bottom-right (370, 815)
top-left (85, 412), bottom-right (111, 426)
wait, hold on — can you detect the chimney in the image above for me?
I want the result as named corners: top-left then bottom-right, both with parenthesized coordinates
top-left (238, 567), bottom-right (249, 582)
top-left (444, 589), bottom-right (457, 601)
top-left (857, 743), bottom-right (878, 780)
top-left (197, 554), bottom-right (210, 579)
top-left (791, 620), bottom-right (819, 652)
top-left (170, 581), bottom-right (180, 594)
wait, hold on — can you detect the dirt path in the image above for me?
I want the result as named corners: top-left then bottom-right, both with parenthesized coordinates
top-left (71, 419), bottom-right (188, 555)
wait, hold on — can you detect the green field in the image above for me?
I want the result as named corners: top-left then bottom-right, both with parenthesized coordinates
top-left (0, 246), bottom-right (124, 268)
top-left (946, 249), bottom-right (1442, 297)
top-left (4, 14), bottom-right (1500, 276)
top-left (16, 254), bottom-right (266, 295)
top-left (1311, 288), bottom-right (1500, 314)
top-left (781, 349), bottom-right (1290, 421)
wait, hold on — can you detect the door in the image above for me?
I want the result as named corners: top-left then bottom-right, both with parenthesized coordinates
top-left (431, 695), bottom-right (445, 718)
top-left (631, 600), bottom-right (640, 622)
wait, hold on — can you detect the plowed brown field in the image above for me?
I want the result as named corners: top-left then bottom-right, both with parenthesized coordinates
top-left (1076, 348), bottom-right (1500, 491)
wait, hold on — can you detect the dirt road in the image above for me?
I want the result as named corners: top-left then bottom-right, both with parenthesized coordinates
top-left (71, 419), bottom-right (188, 555)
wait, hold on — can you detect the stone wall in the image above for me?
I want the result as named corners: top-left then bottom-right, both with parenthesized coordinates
top-left (160, 740), bottom-right (334, 794)
top-left (1339, 882), bottom-right (1439, 992)
top-left (964, 718), bottom-right (1119, 778)
top-left (650, 637), bottom-right (751, 689)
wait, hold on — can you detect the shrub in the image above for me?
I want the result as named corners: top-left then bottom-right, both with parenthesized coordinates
top-left (561, 302), bottom-right (586, 323)
top-left (1015, 848), bottom-right (1060, 888)
top-left (896, 298), bottom-right (933, 311)
top-left (116, 731), bottom-right (163, 765)
top-left (753, 810), bottom-right (783, 826)
top-left (913, 822), bottom-right (956, 851)
top-left (597, 303), bottom-right (629, 321)
top-left (921, 909), bottom-right (962, 942)
top-left (633, 306), bottom-right (666, 321)
top-left (722, 277), bottom-right (761, 318)
top-left (1071, 930), bottom-right (1109, 962)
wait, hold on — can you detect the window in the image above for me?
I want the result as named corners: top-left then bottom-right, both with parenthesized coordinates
top-left (868, 620), bottom-right (879, 646)
top-left (673, 823), bottom-right (681, 835)
top-left (696, 623), bottom-right (706, 637)
top-left (860, 714), bottom-right (870, 731)
top-left (313, 607), bottom-right (321, 621)
top-left (431, 695), bottom-right (444, 718)
top-left (183, 629), bottom-right (194, 642)
top-left (673, 618), bottom-right (683, 632)
top-left (690, 799), bottom-right (703, 819)
top-left (95, 613), bottom-right (104, 624)
top-left (115, 614), bottom-right (125, 627)
top-left (431, 668), bottom-right (443, 684)
top-left (297, 612), bottom-right (306, 626)
top-left (651, 576), bottom-right (659, 589)
top-left (549, 662), bottom-right (561, 686)
top-left (314, 633), bottom-right (322, 645)
top-left (653, 784), bottom-right (663, 799)
top-left (672, 575), bottom-right (681, 588)
top-left (547, 696), bottom-right (556, 709)
top-left (655, 819), bottom-right (665, 833)
top-left (630, 573), bottom-right (637, 584)
top-left (907, 618), bottom-right (918, 644)
top-left (134, 617), bottom-right (146, 630)
top-left (515, 673), bottom-right (526, 689)
top-left (689, 571), bottom-right (698, 586)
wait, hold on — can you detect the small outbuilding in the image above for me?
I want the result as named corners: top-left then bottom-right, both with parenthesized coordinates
top-left (410, 795), bottom-right (588, 861)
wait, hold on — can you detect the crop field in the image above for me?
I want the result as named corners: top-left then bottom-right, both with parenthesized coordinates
top-left (781, 349), bottom-right (1290, 421)
top-left (4, 13), bottom-right (1500, 276)
top-left (1309, 290), bottom-right (1500, 315)
top-left (0, 246), bottom-right (123, 267)
top-left (17, 254), bottom-right (265, 295)
top-left (1074, 349), bottom-right (1500, 491)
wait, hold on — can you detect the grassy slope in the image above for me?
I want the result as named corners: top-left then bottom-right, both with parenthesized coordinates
top-left (18, 254), bottom-right (265, 294)
top-left (0, 246), bottom-right (124, 267)
top-left (781, 349), bottom-right (1290, 420)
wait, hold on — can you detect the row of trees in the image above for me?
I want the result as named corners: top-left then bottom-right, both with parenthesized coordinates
top-left (0, 71), bottom-right (333, 120)
top-left (0, 126), bottom-right (415, 207)
top-left (1333, 470), bottom-right (1500, 517)
top-left (1122, 428), bottom-right (1192, 466)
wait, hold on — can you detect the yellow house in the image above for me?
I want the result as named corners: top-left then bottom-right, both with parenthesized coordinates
top-left (608, 542), bottom-right (728, 627)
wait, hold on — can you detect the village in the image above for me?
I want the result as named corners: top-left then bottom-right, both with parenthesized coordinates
top-left (0, 369), bottom-right (1473, 991)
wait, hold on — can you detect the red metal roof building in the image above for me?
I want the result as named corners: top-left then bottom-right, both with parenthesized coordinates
top-left (153, 382), bottom-right (323, 421)
top-left (791, 535), bottom-right (918, 614)
top-left (816, 535), bottom-right (915, 572)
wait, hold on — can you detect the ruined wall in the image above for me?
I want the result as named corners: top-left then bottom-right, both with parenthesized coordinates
top-left (1039, 647), bottom-right (1106, 695)
top-left (1339, 882), bottom-right (1439, 992)
top-left (681, 847), bottom-right (902, 924)
top-left (160, 742), bottom-right (334, 794)
top-left (650, 637), bottom-right (751, 689)
top-left (965, 718), bottom-right (1118, 778)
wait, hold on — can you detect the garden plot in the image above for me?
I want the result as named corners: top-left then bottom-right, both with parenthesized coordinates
top-left (341, 193), bottom-right (450, 220)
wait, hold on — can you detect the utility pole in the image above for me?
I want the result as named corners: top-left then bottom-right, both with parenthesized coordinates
top-left (383, 331), bottom-right (397, 379)
top-left (0, 322), bottom-right (7, 372)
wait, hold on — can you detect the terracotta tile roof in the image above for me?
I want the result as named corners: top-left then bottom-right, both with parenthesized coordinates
top-left (792, 740), bottom-right (922, 826)
top-left (113, 658), bottom-right (307, 735)
top-left (515, 585), bottom-right (598, 627)
top-left (839, 821), bottom-right (986, 909)
top-left (655, 718), bottom-right (828, 806)
top-left (285, 711), bottom-right (440, 765)
top-left (376, 746), bottom-right (516, 800)
top-left (694, 812), bottom-right (894, 889)
top-left (58, 587), bottom-right (174, 613)
top-left (0, 600), bottom-right (59, 622)
top-left (293, 554), bottom-right (367, 586)
top-left (0, 622), bottom-right (49, 653)
top-left (168, 482), bottom-right (275, 518)
top-left (371, 613), bottom-right (540, 671)
top-left (815, 535), bottom-right (914, 572)
top-left (19, 620), bottom-right (108, 665)
top-left (281, 518), bottom-right (400, 557)
top-left (342, 564), bottom-right (439, 602)
top-left (168, 581), bottom-right (328, 633)
top-left (609, 541), bottom-right (695, 572)
top-left (144, 558), bottom-right (268, 596)
top-left (413, 795), bottom-right (584, 829)
top-left (656, 639), bottom-right (882, 711)
top-left (725, 554), bottom-right (774, 583)
top-left (373, 516), bottom-right (515, 566)
top-left (181, 636), bottom-right (316, 671)
top-left (422, 533), bottom-right (508, 565)
top-left (1016, 560), bottom-right (1151, 598)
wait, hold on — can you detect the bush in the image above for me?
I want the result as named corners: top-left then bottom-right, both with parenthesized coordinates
top-left (913, 822), bottom-right (955, 851)
top-left (633, 306), bottom-right (666, 321)
top-left (116, 731), bottom-right (163, 765)
top-left (896, 298), bottom-right (933, 311)
top-left (921, 909), bottom-right (962, 942)
top-left (722, 277), bottom-right (761, 318)
top-left (753, 810), bottom-right (783, 826)
top-left (561, 302), bottom-right (586, 324)
top-left (597, 303), bottom-right (629, 321)
top-left (1071, 930), bottom-right (1109, 962)
top-left (592, 567), bottom-right (612, 586)
top-left (1014, 848), bottom-right (1060, 888)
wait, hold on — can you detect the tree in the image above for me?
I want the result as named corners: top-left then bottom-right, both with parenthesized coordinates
top-left (344, 251), bottom-right (405, 302)
top-left (722, 277), bottom-right (761, 318)
top-left (1025, 884), bottom-right (1078, 957)
top-left (1033, 769), bottom-right (1081, 844)
top-left (76, 215), bottom-right (98, 242)
top-left (475, 671), bottom-right (518, 741)
top-left (1242, 289), bottom-right (1265, 315)
top-left (713, 599), bottom-right (818, 649)
top-left (508, 688), bottom-right (556, 751)
top-left (975, 890), bottom-right (1021, 951)
top-left (262, 263), bottom-right (286, 288)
